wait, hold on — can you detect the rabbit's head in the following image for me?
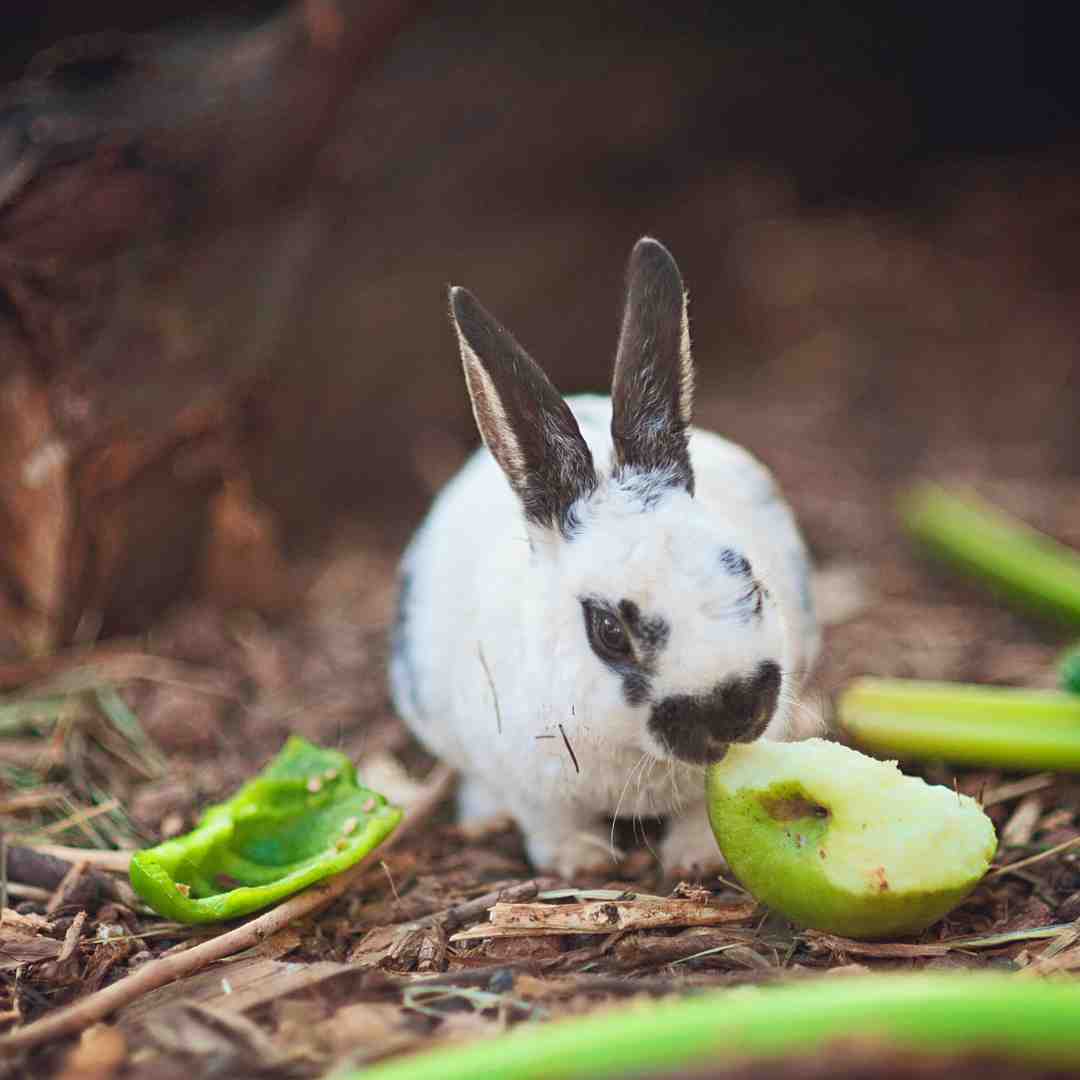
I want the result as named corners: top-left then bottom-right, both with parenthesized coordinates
top-left (449, 238), bottom-right (792, 766)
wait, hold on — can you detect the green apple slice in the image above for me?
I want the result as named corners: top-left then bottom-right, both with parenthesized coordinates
top-left (705, 738), bottom-right (997, 940)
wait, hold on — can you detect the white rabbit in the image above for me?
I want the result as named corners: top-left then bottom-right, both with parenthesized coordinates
top-left (391, 237), bottom-right (819, 876)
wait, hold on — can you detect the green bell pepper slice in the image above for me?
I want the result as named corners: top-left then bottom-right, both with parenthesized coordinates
top-left (130, 736), bottom-right (402, 923)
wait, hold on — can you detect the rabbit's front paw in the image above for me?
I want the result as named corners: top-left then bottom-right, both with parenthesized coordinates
top-left (523, 822), bottom-right (622, 880)
top-left (457, 777), bottom-right (507, 823)
top-left (661, 806), bottom-right (726, 875)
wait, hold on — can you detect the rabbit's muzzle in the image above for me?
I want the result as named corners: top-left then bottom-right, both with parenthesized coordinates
top-left (648, 660), bottom-right (781, 765)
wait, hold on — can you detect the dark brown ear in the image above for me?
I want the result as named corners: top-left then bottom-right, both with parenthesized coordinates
top-left (449, 286), bottom-right (597, 534)
top-left (610, 237), bottom-right (695, 495)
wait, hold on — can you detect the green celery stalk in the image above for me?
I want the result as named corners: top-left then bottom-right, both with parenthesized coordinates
top-left (1059, 643), bottom-right (1080, 694)
top-left (333, 974), bottom-right (1080, 1080)
top-left (838, 677), bottom-right (1080, 771)
top-left (900, 484), bottom-right (1080, 627)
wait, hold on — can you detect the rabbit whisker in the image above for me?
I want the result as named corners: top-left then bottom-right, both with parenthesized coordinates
top-left (611, 752), bottom-right (649, 859)
top-left (638, 756), bottom-right (661, 861)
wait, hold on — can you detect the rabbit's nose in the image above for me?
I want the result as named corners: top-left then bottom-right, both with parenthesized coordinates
top-left (648, 660), bottom-right (781, 765)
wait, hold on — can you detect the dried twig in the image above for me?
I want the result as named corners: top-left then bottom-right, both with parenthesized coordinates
top-left (0, 764), bottom-right (454, 1054)
top-left (5, 846), bottom-right (119, 907)
top-left (46, 860), bottom-right (90, 916)
top-left (56, 911), bottom-right (86, 964)
top-left (451, 899), bottom-right (757, 941)
top-left (804, 933), bottom-right (952, 959)
top-left (420, 879), bottom-right (555, 933)
top-left (23, 845), bottom-right (133, 874)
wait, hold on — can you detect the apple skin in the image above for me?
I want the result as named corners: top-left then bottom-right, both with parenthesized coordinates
top-left (705, 741), bottom-right (997, 940)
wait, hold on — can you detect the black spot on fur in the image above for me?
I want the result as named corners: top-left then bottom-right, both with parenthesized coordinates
top-left (618, 600), bottom-right (670, 652)
top-left (616, 470), bottom-right (681, 512)
top-left (610, 238), bottom-right (695, 497)
top-left (648, 661), bottom-right (781, 764)
top-left (391, 567), bottom-right (419, 713)
top-left (582, 595), bottom-right (671, 706)
top-left (719, 550), bottom-right (765, 620)
top-left (719, 548), bottom-right (752, 578)
top-left (621, 669), bottom-right (651, 706)
top-left (737, 582), bottom-right (765, 620)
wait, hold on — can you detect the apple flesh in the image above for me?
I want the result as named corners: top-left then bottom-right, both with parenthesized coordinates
top-left (705, 738), bottom-right (997, 940)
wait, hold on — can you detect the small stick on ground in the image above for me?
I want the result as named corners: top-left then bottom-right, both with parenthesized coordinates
top-left (46, 859), bottom-right (91, 916)
top-left (5, 846), bottom-right (118, 907)
top-left (451, 898), bottom-right (757, 940)
top-left (0, 764), bottom-right (455, 1055)
top-left (56, 911), bottom-right (86, 964)
top-left (414, 879), bottom-right (556, 935)
top-left (21, 846), bottom-right (133, 874)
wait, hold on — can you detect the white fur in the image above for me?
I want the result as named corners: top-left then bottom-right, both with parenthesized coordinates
top-left (391, 390), bottom-right (819, 877)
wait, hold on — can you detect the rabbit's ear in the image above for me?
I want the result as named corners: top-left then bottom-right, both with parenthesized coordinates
top-left (450, 286), bottom-right (598, 534)
top-left (610, 237), bottom-right (695, 495)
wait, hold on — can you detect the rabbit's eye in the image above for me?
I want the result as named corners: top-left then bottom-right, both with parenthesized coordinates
top-left (585, 604), bottom-right (633, 662)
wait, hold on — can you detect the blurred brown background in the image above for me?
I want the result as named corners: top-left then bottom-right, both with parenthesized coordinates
top-left (1, 0), bottom-right (1079, 657)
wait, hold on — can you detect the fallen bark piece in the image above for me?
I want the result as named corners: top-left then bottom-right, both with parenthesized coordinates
top-left (0, 921), bottom-right (63, 970)
top-left (451, 898), bottom-right (757, 941)
top-left (5, 845), bottom-right (119, 909)
top-left (605, 928), bottom-right (764, 972)
top-left (803, 932), bottom-right (952, 959)
top-left (119, 956), bottom-right (352, 1026)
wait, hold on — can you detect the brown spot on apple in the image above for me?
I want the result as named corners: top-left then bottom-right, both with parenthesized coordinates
top-left (763, 794), bottom-right (829, 822)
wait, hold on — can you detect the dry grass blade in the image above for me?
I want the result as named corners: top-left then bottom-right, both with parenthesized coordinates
top-left (25, 798), bottom-right (122, 841)
top-left (0, 647), bottom-right (240, 700)
top-left (0, 787), bottom-right (68, 814)
top-left (944, 924), bottom-right (1074, 949)
top-left (981, 773), bottom-right (1055, 808)
top-left (806, 923), bottom-right (1076, 958)
top-left (0, 764), bottom-right (454, 1054)
top-left (989, 835), bottom-right (1080, 877)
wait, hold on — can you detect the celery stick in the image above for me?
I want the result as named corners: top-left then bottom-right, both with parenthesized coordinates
top-left (838, 677), bottom-right (1080, 771)
top-left (900, 484), bottom-right (1080, 627)
top-left (337, 974), bottom-right (1080, 1080)
top-left (843, 678), bottom-right (1080, 727)
top-left (1059, 643), bottom-right (1080, 694)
